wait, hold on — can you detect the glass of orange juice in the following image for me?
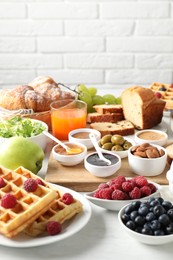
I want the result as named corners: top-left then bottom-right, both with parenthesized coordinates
top-left (50, 99), bottom-right (87, 140)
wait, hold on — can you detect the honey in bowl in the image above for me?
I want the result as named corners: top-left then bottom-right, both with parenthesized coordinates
top-left (55, 143), bottom-right (84, 155)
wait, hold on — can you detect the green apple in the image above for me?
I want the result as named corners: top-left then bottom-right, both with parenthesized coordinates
top-left (0, 136), bottom-right (45, 174)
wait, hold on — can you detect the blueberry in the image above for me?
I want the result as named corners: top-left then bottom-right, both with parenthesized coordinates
top-left (149, 220), bottom-right (161, 230)
top-left (142, 226), bottom-right (153, 235)
top-left (166, 223), bottom-right (173, 234)
top-left (159, 87), bottom-right (166, 91)
top-left (146, 212), bottom-right (156, 222)
top-left (168, 208), bottom-right (173, 220)
top-left (162, 201), bottom-right (173, 211)
top-left (121, 213), bottom-right (130, 224)
top-left (138, 206), bottom-right (149, 216)
top-left (149, 199), bottom-right (160, 207)
top-left (126, 220), bottom-right (136, 230)
top-left (124, 204), bottom-right (136, 215)
top-left (158, 214), bottom-right (170, 226)
top-left (153, 205), bottom-right (165, 217)
top-left (130, 210), bottom-right (139, 221)
top-left (135, 226), bottom-right (143, 233)
top-left (131, 200), bottom-right (141, 210)
top-left (135, 215), bottom-right (145, 226)
top-left (154, 229), bottom-right (165, 236)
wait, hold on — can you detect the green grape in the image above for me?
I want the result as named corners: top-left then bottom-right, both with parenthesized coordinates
top-left (78, 92), bottom-right (92, 113)
top-left (115, 97), bottom-right (122, 104)
top-left (77, 84), bottom-right (89, 94)
top-left (88, 87), bottom-right (97, 96)
top-left (92, 95), bottom-right (104, 105)
top-left (103, 94), bottom-right (116, 104)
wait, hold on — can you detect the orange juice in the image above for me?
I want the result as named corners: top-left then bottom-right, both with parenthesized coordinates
top-left (51, 108), bottom-right (86, 140)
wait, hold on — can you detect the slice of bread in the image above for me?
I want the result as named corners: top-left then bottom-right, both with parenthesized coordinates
top-left (93, 104), bottom-right (123, 114)
top-left (121, 86), bottom-right (166, 129)
top-left (87, 112), bottom-right (124, 123)
top-left (90, 120), bottom-right (135, 137)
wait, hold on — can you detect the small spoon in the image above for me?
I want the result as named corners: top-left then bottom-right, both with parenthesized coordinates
top-left (43, 131), bottom-right (82, 155)
top-left (89, 133), bottom-right (112, 166)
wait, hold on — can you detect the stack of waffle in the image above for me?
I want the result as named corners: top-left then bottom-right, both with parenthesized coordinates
top-left (0, 166), bottom-right (83, 238)
top-left (149, 82), bottom-right (173, 111)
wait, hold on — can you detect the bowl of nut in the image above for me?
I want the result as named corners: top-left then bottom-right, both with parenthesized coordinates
top-left (85, 175), bottom-right (161, 211)
top-left (118, 197), bottom-right (173, 245)
top-left (98, 134), bottom-right (135, 159)
top-left (128, 143), bottom-right (167, 176)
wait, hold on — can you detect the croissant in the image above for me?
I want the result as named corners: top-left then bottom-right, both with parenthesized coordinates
top-left (0, 76), bottom-right (75, 112)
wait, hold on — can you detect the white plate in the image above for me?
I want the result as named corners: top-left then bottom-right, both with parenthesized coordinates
top-left (0, 184), bottom-right (92, 248)
top-left (85, 180), bottom-right (161, 211)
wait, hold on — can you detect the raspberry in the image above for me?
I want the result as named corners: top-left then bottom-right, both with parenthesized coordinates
top-left (140, 185), bottom-right (151, 197)
top-left (115, 175), bottom-right (126, 184)
top-left (1, 193), bottom-right (17, 208)
top-left (148, 183), bottom-right (157, 193)
top-left (46, 221), bottom-right (62, 236)
top-left (99, 188), bottom-right (112, 200)
top-left (62, 193), bottom-right (74, 205)
top-left (129, 187), bottom-right (141, 199)
top-left (36, 178), bottom-right (45, 186)
top-left (112, 189), bottom-right (126, 200)
top-left (0, 177), bottom-right (6, 188)
top-left (93, 189), bottom-right (101, 198)
top-left (98, 183), bottom-right (109, 189)
top-left (122, 181), bottom-right (134, 192)
top-left (110, 182), bottom-right (122, 191)
top-left (24, 178), bottom-right (38, 192)
top-left (135, 176), bottom-right (148, 187)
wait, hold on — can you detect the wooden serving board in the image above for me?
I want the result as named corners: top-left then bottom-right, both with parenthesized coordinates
top-left (45, 152), bottom-right (170, 192)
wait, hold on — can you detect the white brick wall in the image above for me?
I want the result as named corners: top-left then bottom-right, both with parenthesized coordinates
top-left (0, 0), bottom-right (173, 91)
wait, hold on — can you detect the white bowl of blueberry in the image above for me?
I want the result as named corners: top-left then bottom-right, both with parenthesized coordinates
top-left (118, 197), bottom-right (173, 245)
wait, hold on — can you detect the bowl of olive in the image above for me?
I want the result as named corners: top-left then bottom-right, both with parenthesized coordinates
top-left (98, 134), bottom-right (135, 159)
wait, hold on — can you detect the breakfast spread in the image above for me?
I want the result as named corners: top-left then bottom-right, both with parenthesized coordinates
top-left (54, 143), bottom-right (84, 155)
top-left (149, 82), bottom-right (173, 110)
top-left (137, 131), bottom-right (166, 141)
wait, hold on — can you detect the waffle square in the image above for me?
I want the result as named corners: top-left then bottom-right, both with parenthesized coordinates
top-left (24, 190), bottom-right (83, 237)
top-left (149, 82), bottom-right (173, 110)
top-left (0, 166), bottom-right (57, 238)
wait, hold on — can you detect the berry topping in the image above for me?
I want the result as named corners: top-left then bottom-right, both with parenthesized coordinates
top-left (35, 178), bottom-right (45, 186)
top-left (46, 221), bottom-right (62, 236)
top-left (170, 84), bottom-right (173, 88)
top-left (154, 92), bottom-right (162, 99)
top-left (1, 193), bottom-right (17, 209)
top-left (24, 178), bottom-right (38, 192)
top-left (159, 86), bottom-right (166, 91)
top-left (0, 177), bottom-right (6, 188)
top-left (61, 193), bottom-right (74, 205)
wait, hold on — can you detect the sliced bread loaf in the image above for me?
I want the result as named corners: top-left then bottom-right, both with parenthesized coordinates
top-left (87, 112), bottom-right (124, 123)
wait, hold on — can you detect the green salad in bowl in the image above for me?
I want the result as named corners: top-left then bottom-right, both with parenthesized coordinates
top-left (0, 116), bottom-right (48, 150)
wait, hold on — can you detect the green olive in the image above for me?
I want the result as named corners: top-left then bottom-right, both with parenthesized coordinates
top-left (100, 134), bottom-right (112, 145)
top-left (111, 135), bottom-right (125, 145)
top-left (123, 141), bottom-right (132, 150)
top-left (111, 145), bottom-right (124, 151)
top-left (102, 142), bottom-right (113, 150)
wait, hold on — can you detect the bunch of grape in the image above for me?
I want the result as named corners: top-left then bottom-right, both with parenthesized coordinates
top-left (76, 84), bottom-right (121, 113)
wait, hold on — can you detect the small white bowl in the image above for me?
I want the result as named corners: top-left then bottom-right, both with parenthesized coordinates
top-left (135, 129), bottom-right (168, 146)
top-left (99, 137), bottom-right (135, 159)
top-left (85, 180), bottom-right (161, 211)
top-left (52, 142), bottom-right (87, 166)
top-left (118, 200), bottom-right (173, 245)
top-left (0, 118), bottom-right (48, 151)
top-left (128, 144), bottom-right (167, 176)
top-left (68, 128), bottom-right (101, 150)
top-left (84, 151), bottom-right (121, 177)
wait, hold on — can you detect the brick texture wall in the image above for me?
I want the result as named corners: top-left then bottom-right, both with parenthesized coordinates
top-left (0, 0), bottom-right (173, 91)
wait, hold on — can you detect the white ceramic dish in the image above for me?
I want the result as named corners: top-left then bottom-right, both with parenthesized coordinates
top-left (135, 129), bottom-right (168, 146)
top-left (85, 180), bottom-right (161, 211)
top-left (52, 142), bottom-right (87, 166)
top-left (99, 137), bottom-right (135, 159)
top-left (0, 183), bottom-right (91, 248)
top-left (84, 151), bottom-right (121, 177)
top-left (118, 202), bottom-right (173, 245)
top-left (0, 118), bottom-right (48, 151)
top-left (68, 128), bottom-right (101, 150)
top-left (128, 144), bottom-right (167, 177)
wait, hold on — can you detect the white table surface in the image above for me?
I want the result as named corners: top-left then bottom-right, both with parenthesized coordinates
top-left (2, 89), bottom-right (173, 260)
